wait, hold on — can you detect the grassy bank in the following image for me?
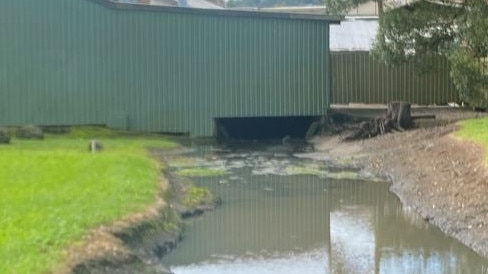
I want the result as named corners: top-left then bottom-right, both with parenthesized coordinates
top-left (456, 118), bottom-right (488, 163)
top-left (0, 127), bottom-right (177, 274)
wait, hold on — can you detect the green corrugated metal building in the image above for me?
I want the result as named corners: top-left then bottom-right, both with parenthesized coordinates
top-left (0, 0), bottom-right (339, 136)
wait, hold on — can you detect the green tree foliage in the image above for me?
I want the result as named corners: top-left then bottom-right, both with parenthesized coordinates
top-left (372, 1), bottom-right (461, 65)
top-left (327, 0), bottom-right (488, 106)
top-left (371, 0), bottom-right (488, 106)
top-left (449, 1), bottom-right (488, 106)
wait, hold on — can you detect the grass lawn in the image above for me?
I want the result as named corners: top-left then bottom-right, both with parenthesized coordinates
top-left (456, 118), bottom-right (488, 163)
top-left (0, 127), bottom-right (177, 274)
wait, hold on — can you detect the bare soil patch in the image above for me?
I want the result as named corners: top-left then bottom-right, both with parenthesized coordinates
top-left (313, 110), bottom-right (488, 258)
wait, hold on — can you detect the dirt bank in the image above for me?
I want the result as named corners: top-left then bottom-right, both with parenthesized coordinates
top-left (60, 177), bottom-right (177, 274)
top-left (313, 110), bottom-right (488, 258)
top-left (60, 148), bottom-right (220, 274)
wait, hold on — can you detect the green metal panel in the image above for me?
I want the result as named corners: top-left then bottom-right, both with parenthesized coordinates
top-left (0, 0), bottom-right (333, 136)
top-left (330, 52), bottom-right (458, 105)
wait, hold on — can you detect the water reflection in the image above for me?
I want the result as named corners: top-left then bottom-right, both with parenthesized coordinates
top-left (169, 248), bottom-right (328, 274)
top-left (162, 145), bottom-right (488, 274)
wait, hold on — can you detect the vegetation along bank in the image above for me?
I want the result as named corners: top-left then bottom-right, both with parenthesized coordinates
top-left (0, 126), bottom-right (219, 274)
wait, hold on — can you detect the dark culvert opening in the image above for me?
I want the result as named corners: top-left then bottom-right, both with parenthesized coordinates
top-left (214, 116), bottom-right (320, 141)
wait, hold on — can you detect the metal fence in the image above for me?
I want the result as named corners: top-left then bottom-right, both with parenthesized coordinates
top-left (330, 51), bottom-right (458, 105)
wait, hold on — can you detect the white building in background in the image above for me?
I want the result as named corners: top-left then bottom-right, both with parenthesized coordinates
top-left (112, 0), bottom-right (151, 4)
top-left (112, 0), bottom-right (223, 8)
top-left (330, 18), bottom-right (378, 52)
top-left (153, 0), bottom-right (223, 8)
top-left (246, 1), bottom-right (379, 16)
top-left (257, 0), bottom-right (419, 16)
top-left (111, 0), bottom-right (419, 13)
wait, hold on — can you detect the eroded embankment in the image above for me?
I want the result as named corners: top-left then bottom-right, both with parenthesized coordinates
top-left (61, 149), bottom-right (220, 274)
top-left (60, 177), bottom-right (175, 274)
top-left (313, 123), bottom-right (488, 258)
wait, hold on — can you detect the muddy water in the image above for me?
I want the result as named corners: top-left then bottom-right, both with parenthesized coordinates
top-left (162, 143), bottom-right (488, 274)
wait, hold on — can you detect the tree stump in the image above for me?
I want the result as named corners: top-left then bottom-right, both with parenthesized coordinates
top-left (386, 101), bottom-right (413, 131)
top-left (88, 140), bottom-right (104, 152)
top-left (344, 101), bottom-right (413, 141)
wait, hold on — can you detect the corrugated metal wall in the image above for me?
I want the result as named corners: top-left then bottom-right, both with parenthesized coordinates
top-left (0, 0), bottom-right (331, 136)
top-left (331, 52), bottom-right (458, 105)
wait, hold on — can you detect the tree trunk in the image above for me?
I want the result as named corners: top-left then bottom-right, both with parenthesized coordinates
top-left (377, 0), bottom-right (383, 15)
